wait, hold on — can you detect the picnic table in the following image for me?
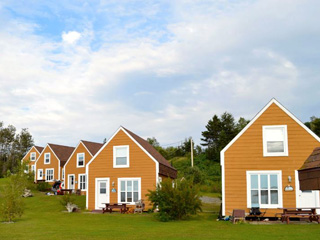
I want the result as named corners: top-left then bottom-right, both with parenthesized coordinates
top-left (279, 208), bottom-right (320, 224)
top-left (102, 203), bottom-right (129, 214)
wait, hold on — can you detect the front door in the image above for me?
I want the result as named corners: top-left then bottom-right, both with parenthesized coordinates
top-left (68, 175), bottom-right (75, 189)
top-left (37, 169), bottom-right (43, 180)
top-left (95, 178), bottom-right (109, 209)
top-left (295, 171), bottom-right (320, 211)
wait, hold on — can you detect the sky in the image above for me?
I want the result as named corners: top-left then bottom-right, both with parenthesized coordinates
top-left (0, 0), bottom-right (320, 147)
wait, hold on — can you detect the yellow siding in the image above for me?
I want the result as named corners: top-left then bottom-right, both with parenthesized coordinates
top-left (224, 103), bottom-right (320, 217)
top-left (87, 129), bottom-right (156, 210)
top-left (22, 146), bottom-right (40, 170)
top-left (64, 142), bottom-right (91, 195)
top-left (36, 146), bottom-right (60, 182)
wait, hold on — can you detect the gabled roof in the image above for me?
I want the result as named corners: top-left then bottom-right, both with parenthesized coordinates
top-left (220, 98), bottom-right (320, 164)
top-left (81, 140), bottom-right (104, 156)
top-left (35, 146), bottom-right (44, 153)
top-left (48, 143), bottom-right (75, 166)
top-left (299, 147), bottom-right (320, 170)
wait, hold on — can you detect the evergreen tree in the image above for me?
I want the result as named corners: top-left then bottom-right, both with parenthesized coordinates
top-left (305, 116), bottom-right (320, 137)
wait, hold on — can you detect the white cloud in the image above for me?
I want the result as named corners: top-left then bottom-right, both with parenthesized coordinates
top-left (62, 31), bottom-right (81, 44)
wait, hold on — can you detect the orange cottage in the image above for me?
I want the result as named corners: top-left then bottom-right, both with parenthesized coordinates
top-left (64, 140), bottom-right (103, 194)
top-left (221, 99), bottom-right (320, 217)
top-left (86, 127), bottom-right (177, 210)
top-left (35, 143), bottom-right (74, 184)
top-left (21, 146), bottom-right (44, 174)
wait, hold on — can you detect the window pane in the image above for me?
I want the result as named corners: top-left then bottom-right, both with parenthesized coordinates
top-left (261, 190), bottom-right (268, 204)
top-left (271, 190), bottom-right (278, 204)
top-left (270, 175), bottom-right (278, 189)
top-left (121, 192), bottom-right (125, 202)
top-left (266, 128), bottom-right (284, 141)
top-left (127, 192), bottom-right (132, 202)
top-left (133, 181), bottom-right (138, 191)
top-left (116, 147), bottom-right (127, 157)
top-left (267, 141), bottom-right (284, 153)
top-left (251, 190), bottom-right (259, 206)
top-left (116, 157), bottom-right (127, 165)
top-left (251, 175), bottom-right (258, 189)
top-left (134, 192), bottom-right (138, 202)
top-left (260, 175), bottom-right (268, 189)
top-left (121, 181), bottom-right (125, 191)
top-left (127, 181), bottom-right (132, 192)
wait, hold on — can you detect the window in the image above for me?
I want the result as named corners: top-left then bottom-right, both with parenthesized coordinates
top-left (30, 152), bottom-right (36, 161)
top-left (79, 174), bottom-right (86, 190)
top-left (24, 165), bottom-right (29, 173)
top-left (118, 178), bottom-right (140, 204)
top-left (113, 146), bottom-right (129, 168)
top-left (77, 153), bottom-right (85, 168)
top-left (38, 169), bottom-right (43, 179)
top-left (247, 171), bottom-right (282, 208)
top-left (31, 165), bottom-right (35, 173)
top-left (44, 153), bottom-right (50, 164)
top-left (263, 125), bottom-right (288, 156)
top-left (62, 169), bottom-right (65, 180)
top-left (46, 169), bottom-right (54, 182)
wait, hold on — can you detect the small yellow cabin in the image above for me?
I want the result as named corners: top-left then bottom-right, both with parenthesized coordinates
top-left (221, 99), bottom-right (320, 217)
top-left (86, 127), bottom-right (177, 210)
top-left (21, 145), bottom-right (44, 174)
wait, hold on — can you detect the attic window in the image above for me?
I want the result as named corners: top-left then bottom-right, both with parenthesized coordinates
top-left (44, 153), bottom-right (50, 164)
top-left (30, 152), bottom-right (36, 161)
top-left (113, 146), bottom-right (129, 168)
top-left (263, 125), bottom-right (288, 157)
top-left (77, 153), bottom-right (85, 168)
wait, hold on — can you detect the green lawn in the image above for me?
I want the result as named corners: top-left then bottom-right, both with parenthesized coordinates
top-left (0, 178), bottom-right (320, 240)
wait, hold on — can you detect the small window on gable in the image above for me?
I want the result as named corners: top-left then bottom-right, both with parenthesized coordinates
top-left (44, 153), bottom-right (50, 164)
top-left (263, 125), bottom-right (288, 157)
top-left (30, 152), bottom-right (36, 161)
top-left (113, 146), bottom-right (129, 168)
top-left (77, 153), bottom-right (85, 168)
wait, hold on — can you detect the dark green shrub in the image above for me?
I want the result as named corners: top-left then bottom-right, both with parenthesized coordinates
top-left (183, 166), bottom-right (206, 184)
top-left (59, 194), bottom-right (75, 207)
top-left (36, 182), bottom-right (51, 192)
top-left (147, 178), bottom-right (202, 221)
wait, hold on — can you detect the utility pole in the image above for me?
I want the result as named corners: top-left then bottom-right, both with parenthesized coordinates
top-left (191, 137), bottom-right (194, 167)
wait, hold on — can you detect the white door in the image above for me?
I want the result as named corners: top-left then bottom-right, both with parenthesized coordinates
top-left (295, 171), bottom-right (320, 211)
top-left (95, 178), bottom-right (109, 209)
top-left (37, 169), bottom-right (43, 180)
top-left (68, 175), bottom-right (75, 189)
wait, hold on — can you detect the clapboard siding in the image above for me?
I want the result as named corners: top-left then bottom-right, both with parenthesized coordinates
top-left (224, 103), bottom-right (320, 217)
top-left (36, 146), bottom-right (60, 182)
top-left (64, 142), bottom-right (92, 194)
top-left (22, 146), bottom-right (40, 169)
top-left (87, 129), bottom-right (157, 210)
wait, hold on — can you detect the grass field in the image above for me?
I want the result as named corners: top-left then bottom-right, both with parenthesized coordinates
top-left (0, 178), bottom-right (320, 240)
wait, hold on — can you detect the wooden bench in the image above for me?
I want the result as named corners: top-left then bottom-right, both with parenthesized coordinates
top-left (102, 203), bottom-right (129, 214)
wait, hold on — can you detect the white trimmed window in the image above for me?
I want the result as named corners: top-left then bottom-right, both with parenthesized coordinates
top-left (37, 169), bottom-right (43, 179)
top-left (118, 178), bottom-right (141, 204)
top-left (247, 171), bottom-right (282, 209)
top-left (77, 153), bottom-right (85, 168)
top-left (31, 165), bottom-right (35, 173)
top-left (263, 125), bottom-right (288, 156)
top-left (62, 169), bottom-right (65, 180)
top-left (79, 174), bottom-right (86, 190)
top-left (113, 146), bottom-right (129, 168)
top-left (30, 152), bottom-right (36, 161)
top-left (44, 153), bottom-right (50, 164)
top-left (46, 169), bottom-right (54, 182)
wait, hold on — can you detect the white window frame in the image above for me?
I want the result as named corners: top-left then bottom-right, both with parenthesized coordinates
top-left (77, 153), bottom-right (85, 168)
top-left (44, 153), bottom-right (51, 164)
top-left (246, 170), bottom-right (283, 209)
top-left (31, 165), bottom-right (35, 173)
top-left (118, 178), bottom-right (141, 205)
top-left (45, 168), bottom-right (54, 182)
top-left (62, 169), bottom-right (65, 180)
top-left (263, 125), bottom-right (288, 157)
top-left (68, 174), bottom-right (75, 189)
top-left (78, 174), bottom-right (87, 191)
top-left (30, 152), bottom-right (36, 161)
top-left (37, 169), bottom-right (43, 180)
top-left (113, 145), bottom-right (130, 168)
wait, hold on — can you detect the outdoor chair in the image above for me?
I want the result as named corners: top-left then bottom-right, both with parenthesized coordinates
top-left (134, 199), bottom-right (145, 214)
top-left (232, 209), bottom-right (246, 224)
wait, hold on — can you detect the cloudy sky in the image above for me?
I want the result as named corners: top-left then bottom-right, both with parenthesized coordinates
top-left (0, 0), bottom-right (319, 147)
